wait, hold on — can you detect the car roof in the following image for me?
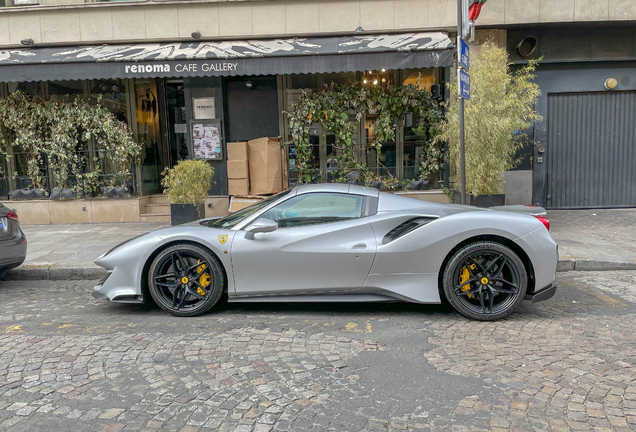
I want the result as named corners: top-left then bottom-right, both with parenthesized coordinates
top-left (294, 183), bottom-right (379, 197)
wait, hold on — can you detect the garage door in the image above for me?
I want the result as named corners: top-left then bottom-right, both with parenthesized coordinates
top-left (546, 92), bottom-right (636, 208)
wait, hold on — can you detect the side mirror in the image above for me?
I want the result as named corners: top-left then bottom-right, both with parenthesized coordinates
top-left (244, 218), bottom-right (278, 240)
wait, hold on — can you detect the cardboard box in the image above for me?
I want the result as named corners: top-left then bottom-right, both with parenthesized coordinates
top-left (228, 178), bottom-right (250, 196)
top-left (248, 137), bottom-right (284, 195)
top-left (227, 159), bottom-right (249, 179)
top-left (227, 141), bottom-right (248, 161)
top-left (229, 195), bottom-right (264, 213)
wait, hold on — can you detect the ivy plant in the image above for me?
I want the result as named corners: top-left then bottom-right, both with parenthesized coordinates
top-left (0, 91), bottom-right (142, 196)
top-left (285, 79), bottom-right (443, 188)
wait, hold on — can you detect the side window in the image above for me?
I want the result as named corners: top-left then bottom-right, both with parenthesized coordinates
top-left (260, 193), bottom-right (364, 228)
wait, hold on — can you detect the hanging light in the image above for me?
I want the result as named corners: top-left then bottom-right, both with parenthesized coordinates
top-left (381, 68), bottom-right (386, 72)
top-left (382, 78), bottom-right (386, 83)
top-left (373, 79), bottom-right (378, 85)
top-left (363, 79), bottom-right (367, 84)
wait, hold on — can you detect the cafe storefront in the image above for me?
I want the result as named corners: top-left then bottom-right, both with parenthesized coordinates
top-left (0, 32), bottom-right (453, 205)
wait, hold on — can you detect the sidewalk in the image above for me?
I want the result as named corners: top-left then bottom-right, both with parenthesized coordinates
top-left (14, 222), bottom-right (168, 280)
top-left (7, 208), bottom-right (636, 280)
top-left (548, 208), bottom-right (636, 271)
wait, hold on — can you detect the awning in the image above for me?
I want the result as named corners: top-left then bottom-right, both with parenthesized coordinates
top-left (0, 32), bottom-right (453, 83)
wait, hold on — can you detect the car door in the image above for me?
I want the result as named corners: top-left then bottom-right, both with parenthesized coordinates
top-left (230, 192), bottom-right (377, 296)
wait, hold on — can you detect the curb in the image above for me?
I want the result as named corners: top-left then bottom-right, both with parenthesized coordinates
top-left (4, 259), bottom-right (636, 281)
top-left (557, 259), bottom-right (636, 272)
top-left (7, 267), bottom-right (106, 281)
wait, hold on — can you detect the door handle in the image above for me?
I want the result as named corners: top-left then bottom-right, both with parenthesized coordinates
top-left (351, 243), bottom-right (366, 249)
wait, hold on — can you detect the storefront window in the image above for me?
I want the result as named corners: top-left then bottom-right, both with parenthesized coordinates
top-left (285, 72), bottom-right (360, 184)
top-left (402, 68), bottom-right (437, 93)
top-left (361, 116), bottom-right (398, 179)
top-left (90, 79), bottom-right (128, 123)
top-left (6, 82), bottom-right (46, 190)
top-left (402, 68), bottom-right (441, 180)
top-left (87, 79), bottom-right (130, 185)
top-left (322, 72), bottom-right (357, 87)
top-left (1, 78), bottom-right (141, 195)
top-left (288, 74), bottom-right (319, 90)
top-left (361, 69), bottom-right (395, 88)
top-left (284, 68), bottom-right (444, 186)
top-left (48, 80), bottom-right (84, 103)
top-left (358, 70), bottom-right (398, 179)
top-left (7, 82), bottom-right (43, 98)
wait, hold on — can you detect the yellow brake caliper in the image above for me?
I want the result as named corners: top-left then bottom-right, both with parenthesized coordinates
top-left (196, 260), bottom-right (211, 296)
top-left (459, 263), bottom-right (477, 299)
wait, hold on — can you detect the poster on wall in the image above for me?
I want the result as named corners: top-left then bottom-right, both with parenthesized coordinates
top-left (192, 120), bottom-right (223, 160)
top-left (193, 97), bottom-right (216, 119)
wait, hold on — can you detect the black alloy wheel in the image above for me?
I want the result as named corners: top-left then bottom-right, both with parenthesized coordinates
top-left (442, 241), bottom-right (527, 321)
top-left (148, 243), bottom-right (225, 317)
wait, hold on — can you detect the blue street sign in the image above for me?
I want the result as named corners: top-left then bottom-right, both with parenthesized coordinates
top-left (459, 69), bottom-right (470, 100)
top-left (460, 39), bottom-right (470, 71)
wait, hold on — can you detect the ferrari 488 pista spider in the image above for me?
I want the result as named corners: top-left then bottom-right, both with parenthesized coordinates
top-left (93, 183), bottom-right (558, 321)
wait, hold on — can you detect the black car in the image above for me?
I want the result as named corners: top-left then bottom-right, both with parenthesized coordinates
top-left (0, 204), bottom-right (26, 277)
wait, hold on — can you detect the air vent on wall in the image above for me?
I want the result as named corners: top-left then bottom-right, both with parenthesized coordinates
top-left (382, 217), bottom-right (436, 245)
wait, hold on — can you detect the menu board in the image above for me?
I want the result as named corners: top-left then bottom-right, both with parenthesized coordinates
top-left (192, 120), bottom-right (222, 160)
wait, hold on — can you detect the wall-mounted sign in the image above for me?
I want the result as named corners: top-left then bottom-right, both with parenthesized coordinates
top-left (459, 39), bottom-right (470, 71)
top-left (192, 120), bottom-right (222, 160)
top-left (193, 97), bottom-right (216, 120)
top-left (459, 69), bottom-right (470, 100)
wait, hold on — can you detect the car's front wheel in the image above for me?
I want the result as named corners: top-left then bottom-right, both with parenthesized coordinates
top-left (442, 241), bottom-right (527, 321)
top-left (148, 243), bottom-right (225, 317)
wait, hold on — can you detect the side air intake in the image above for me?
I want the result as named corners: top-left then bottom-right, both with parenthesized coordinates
top-left (382, 217), bottom-right (436, 245)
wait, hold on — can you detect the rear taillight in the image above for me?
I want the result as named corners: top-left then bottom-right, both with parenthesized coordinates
top-left (534, 215), bottom-right (549, 231)
top-left (7, 211), bottom-right (18, 222)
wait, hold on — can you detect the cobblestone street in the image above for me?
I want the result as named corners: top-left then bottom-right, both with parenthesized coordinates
top-left (1, 272), bottom-right (636, 431)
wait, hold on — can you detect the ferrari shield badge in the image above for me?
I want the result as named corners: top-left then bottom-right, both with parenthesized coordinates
top-left (218, 235), bottom-right (228, 245)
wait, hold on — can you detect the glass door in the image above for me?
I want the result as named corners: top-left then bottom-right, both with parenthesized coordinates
top-left (165, 81), bottom-right (189, 168)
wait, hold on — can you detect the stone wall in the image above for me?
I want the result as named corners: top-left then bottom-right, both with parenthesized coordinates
top-left (1, 0), bottom-right (635, 47)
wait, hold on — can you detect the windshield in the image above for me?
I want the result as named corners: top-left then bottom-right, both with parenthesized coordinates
top-left (208, 190), bottom-right (292, 229)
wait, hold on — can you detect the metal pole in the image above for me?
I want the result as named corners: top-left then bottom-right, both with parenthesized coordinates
top-left (458, 67), bottom-right (466, 205)
top-left (457, 0), bottom-right (467, 205)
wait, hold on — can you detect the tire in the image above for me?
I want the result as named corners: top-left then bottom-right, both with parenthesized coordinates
top-left (442, 241), bottom-right (527, 321)
top-left (148, 243), bottom-right (226, 317)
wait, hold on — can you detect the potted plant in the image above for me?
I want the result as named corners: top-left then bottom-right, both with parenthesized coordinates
top-left (439, 42), bottom-right (541, 207)
top-left (161, 159), bottom-right (215, 226)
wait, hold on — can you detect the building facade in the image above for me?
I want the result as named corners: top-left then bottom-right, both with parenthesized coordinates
top-left (0, 0), bottom-right (635, 214)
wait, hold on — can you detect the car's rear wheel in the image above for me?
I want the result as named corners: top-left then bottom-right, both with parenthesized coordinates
top-left (442, 241), bottom-right (527, 321)
top-left (148, 243), bottom-right (225, 317)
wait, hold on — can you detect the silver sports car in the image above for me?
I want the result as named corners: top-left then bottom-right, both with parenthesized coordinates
top-left (93, 184), bottom-right (558, 321)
